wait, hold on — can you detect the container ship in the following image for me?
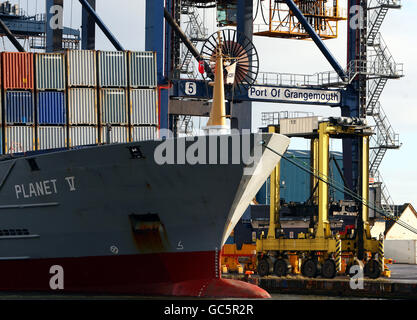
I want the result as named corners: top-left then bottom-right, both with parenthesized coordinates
top-left (0, 48), bottom-right (290, 298)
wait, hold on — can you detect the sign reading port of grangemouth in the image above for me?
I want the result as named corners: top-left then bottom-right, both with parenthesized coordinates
top-left (248, 86), bottom-right (341, 106)
top-left (171, 80), bottom-right (342, 107)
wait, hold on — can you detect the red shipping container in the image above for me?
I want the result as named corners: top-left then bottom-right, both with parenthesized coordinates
top-left (2, 52), bottom-right (34, 90)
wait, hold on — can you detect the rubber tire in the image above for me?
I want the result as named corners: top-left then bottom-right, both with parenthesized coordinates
top-left (301, 259), bottom-right (318, 278)
top-left (257, 258), bottom-right (270, 277)
top-left (321, 259), bottom-right (337, 279)
top-left (364, 260), bottom-right (382, 279)
top-left (274, 259), bottom-right (290, 277)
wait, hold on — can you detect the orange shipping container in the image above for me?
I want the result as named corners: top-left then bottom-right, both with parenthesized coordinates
top-left (2, 52), bottom-right (34, 90)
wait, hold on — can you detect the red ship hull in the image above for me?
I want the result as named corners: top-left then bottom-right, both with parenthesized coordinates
top-left (0, 251), bottom-right (269, 298)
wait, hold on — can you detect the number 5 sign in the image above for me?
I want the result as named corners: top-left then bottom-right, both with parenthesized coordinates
top-left (185, 82), bottom-right (197, 96)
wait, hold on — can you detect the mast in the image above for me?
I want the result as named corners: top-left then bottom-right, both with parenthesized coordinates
top-left (204, 32), bottom-right (229, 135)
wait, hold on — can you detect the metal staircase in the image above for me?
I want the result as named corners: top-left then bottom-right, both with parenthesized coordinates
top-left (367, 77), bottom-right (388, 113)
top-left (368, 33), bottom-right (402, 77)
top-left (367, 0), bottom-right (401, 45)
top-left (366, 0), bottom-right (402, 216)
top-left (178, 115), bottom-right (194, 136)
top-left (365, 31), bottom-right (403, 119)
top-left (370, 143), bottom-right (387, 177)
top-left (372, 170), bottom-right (399, 216)
top-left (369, 101), bottom-right (400, 171)
top-left (179, 4), bottom-right (208, 79)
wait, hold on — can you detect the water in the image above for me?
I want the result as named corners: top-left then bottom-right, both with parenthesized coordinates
top-left (0, 293), bottom-right (378, 300)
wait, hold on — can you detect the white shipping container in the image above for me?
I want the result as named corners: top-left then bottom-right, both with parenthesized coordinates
top-left (131, 126), bottom-right (158, 142)
top-left (100, 126), bottom-right (129, 144)
top-left (5, 126), bottom-right (35, 153)
top-left (130, 88), bottom-right (158, 125)
top-left (100, 88), bottom-right (128, 125)
top-left (37, 126), bottom-right (67, 150)
top-left (67, 50), bottom-right (97, 87)
top-left (69, 126), bottom-right (98, 147)
top-left (36, 53), bottom-right (66, 90)
top-left (280, 117), bottom-right (319, 135)
top-left (68, 88), bottom-right (98, 125)
top-left (385, 240), bottom-right (417, 264)
top-left (129, 51), bottom-right (157, 88)
top-left (98, 51), bottom-right (127, 87)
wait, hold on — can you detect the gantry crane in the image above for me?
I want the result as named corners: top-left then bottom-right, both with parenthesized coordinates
top-left (256, 117), bottom-right (385, 279)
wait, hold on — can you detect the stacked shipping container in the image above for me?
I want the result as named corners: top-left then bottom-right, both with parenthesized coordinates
top-left (0, 50), bottom-right (158, 154)
top-left (129, 51), bottom-right (158, 141)
top-left (36, 53), bottom-right (67, 150)
top-left (98, 51), bottom-right (129, 143)
top-left (2, 52), bottom-right (35, 153)
top-left (67, 50), bottom-right (98, 147)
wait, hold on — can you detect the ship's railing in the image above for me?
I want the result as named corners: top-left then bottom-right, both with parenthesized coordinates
top-left (255, 71), bottom-right (344, 87)
top-left (256, 56), bottom-right (403, 89)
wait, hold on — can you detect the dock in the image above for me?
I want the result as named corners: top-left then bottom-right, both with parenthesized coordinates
top-left (223, 264), bottom-right (417, 299)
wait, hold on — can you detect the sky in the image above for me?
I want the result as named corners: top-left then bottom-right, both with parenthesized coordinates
top-left (3, 0), bottom-right (416, 206)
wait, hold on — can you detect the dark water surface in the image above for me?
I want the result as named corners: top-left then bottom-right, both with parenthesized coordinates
top-left (0, 292), bottom-right (380, 300)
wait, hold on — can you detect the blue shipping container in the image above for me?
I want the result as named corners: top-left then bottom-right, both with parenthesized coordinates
top-left (5, 91), bottom-right (34, 124)
top-left (37, 91), bottom-right (66, 125)
top-left (256, 150), bottom-right (345, 204)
